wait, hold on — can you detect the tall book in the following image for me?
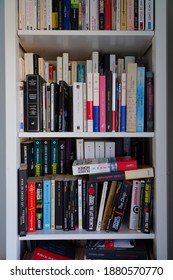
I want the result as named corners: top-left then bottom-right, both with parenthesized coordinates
top-left (129, 180), bottom-right (141, 230)
top-left (86, 181), bottom-right (98, 231)
top-left (145, 71), bottom-right (154, 132)
top-left (145, 0), bottom-right (154, 30)
top-left (136, 66), bottom-right (145, 132)
top-left (43, 176), bottom-right (51, 229)
top-left (55, 175), bottom-right (65, 230)
top-left (63, 175), bottom-right (71, 231)
top-left (142, 178), bottom-right (153, 233)
top-left (126, 63), bottom-right (137, 132)
top-left (93, 73), bottom-right (100, 132)
top-left (26, 74), bottom-right (46, 132)
top-left (18, 164), bottom-right (28, 236)
top-left (99, 75), bottom-right (106, 132)
top-left (50, 82), bottom-right (59, 132)
top-left (105, 70), bottom-right (112, 132)
top-left (86, 73), bottom-right (93, 132)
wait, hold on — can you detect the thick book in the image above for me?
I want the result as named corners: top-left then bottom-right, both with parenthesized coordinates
top-left (86, 181), bottom-right (98, 231)
top-left (86, 239), bottom-right (148, 260)
top-left (18, 164), bottom-right (28, 236)
top-left (72, 158), bottom-right (118, 175)
top-left (88, 165), bottom-right (154, 182)
top-left (117, 156), bottom-right (137, 171)
top-left (26, 74), bottom-right (46, 132)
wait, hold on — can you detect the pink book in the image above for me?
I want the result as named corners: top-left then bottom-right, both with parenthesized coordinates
top-left (99, 75), bottom-right (106, 132)
top-left (126, 0), bottom-right (134, 30)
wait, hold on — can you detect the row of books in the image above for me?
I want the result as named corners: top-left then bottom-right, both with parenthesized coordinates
top-left (18, 0), bottom-right (154, 31)
top-left (19, 69), bottom-right (154, 133)
top-left (26, 239), bottom-right (149, 260)
top-left (18, 163), bottom-right (153, 236)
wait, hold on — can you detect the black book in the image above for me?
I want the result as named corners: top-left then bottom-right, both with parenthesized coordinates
top-left (65, 138), bottom-right (76, 174)
top-left (86, 240), bottom-right (148, 260)
top-left (36, 177), bottom-right (43, 230)
top-left (26, 74), bottom-right (46, 132)
top-left (52, 0), bottom-right (58, 30)
top-left (111, 180), bottom-right (132, 231)
top-left (50, 82), bottom-right (59, 132)
top-left (70, 7), bottom-right (79, 30)
top-left (55, 175), bottom-right (65, 230)
top-left (99, 0), bottom-right (105, 30)
top-left (33, 53), bottom-right (39, 75)
top-left (18, 164), bottom-right (28, 236)
top-left (82, 176), bottom-right (87, 229)
top-left (20, 140), bottom-right (34, 177)
top-left (134, 0), bottom-right (138, 30)
top-left (105, 70), bottom-right (112, 132)
top-left (42, 139), bottom-right (51, 175)
top-left (63, 175), bottom-right (71, 231)
top-left (69, 176), bottom-right (77, 230)
top-left (145, 72), bottom-right (154, 132)
top-left (86, 181), bottom-right (98, 231)
top-left (58, 139), bottom-right (66, 174)
top-left (142, 178), bottom-right (153, 233)
top-left (58, 80), bottom-right (70, 132)
top-left (58, 0), bottom-right (64, 30)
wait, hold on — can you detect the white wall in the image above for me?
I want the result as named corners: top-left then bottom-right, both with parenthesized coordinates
top-left (0, 0), bottom-right (6, 259)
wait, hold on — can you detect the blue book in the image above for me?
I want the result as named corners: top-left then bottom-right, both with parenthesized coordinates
top-left (63, 0), bottom-right (71, 30)
top-left (43, 177), bottom-right (51, 229)
top-left (77, 63), bottom-right (85, 82)
top-left (136, 67), bottom-right (145, 132)
top-left (93, 106), bottom-right (100, 132)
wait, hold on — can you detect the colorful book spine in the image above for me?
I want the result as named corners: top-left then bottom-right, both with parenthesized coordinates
top-left (27, 179), bottom-right (36, 232)
top-left (18, 164), bottom-right (28, 236)
top-left (36, 179), bottom-right (43, 230)
top-left (78, 177), bottom-right (83, 229)
top-left (99, 75), bottom-right (106, 132)
top-left (142, 178), bottom-right (153, 233)
top-left (112, 73), bottom-right (116, 132)
top-left (120, 0), bottom-right (127, 30)
top-left (64, 0), bottom-right (71, 30)
top-left (136, 66), bottom-right (145, 132)
top-left (51, 139), bottom-right (59, 174)
top-left (34, 139), bottom-right (42, 176)
top-left (99, 0), bottom-right (105, 30)
top-left (120, 72), bottom-right (126, 132)
top-left (86, 73), bottom-right (93, 132)
top-left (51, 177), bottom-right (56, 229)
top-left (129, 180), bottom-right (141, 230)
top-left (93, 73), bottom-right (100, 132)
top-left (43, 177), bottom-right (51, 229)
top-left (86, 181), bottom-right (98, 230)
top-left (105, 0), bottom-right (111, 30)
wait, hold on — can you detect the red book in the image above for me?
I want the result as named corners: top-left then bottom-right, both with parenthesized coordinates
top-left (117, 156), bottom-right (137, 171)
top-left (105, 0), bottom-right (111, 30)
top-left (27, 179), bottom-right (36, 232)
top-left (32, 247), bottom-right (74, 260)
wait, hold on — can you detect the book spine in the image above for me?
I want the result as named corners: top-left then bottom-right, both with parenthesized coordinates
top-left (93, 73), bottom-right (100, 132)
top-left (36, 180), bottom-right (43, 230)
top-left (56, 56), bottom-right (63, 83)
top-left (129, 180), bottom-right (141, 230)
top-left (95, 141), bottom-right (105, 159)
top-left (51, 139), bottom-right (59, 174)
top-left (69, 178), bottom-right (77, 229)
top-left (76, 138), bottom-right (84, 160)
top-left (112, 73), bottom-right (116, 132)
top-left (90, 0), bottom-right (99, 30)
top-left (145, 71), bottom-right (154, 132)
top-left (126, 63), bottom-right (137, 132)
top-left (124, 166), bottom-right (154, 180)
top-left (99, 0), bottom-right (105, 30)
top-left (70, 0), bottom-right (79, 30)
top-left (120, 72), bottom-right (126, 132)
top-left (63, 178), bottom-right (70, 231)
top-left (52, 0), bottom-right (58, 29)
top-left (89, 171), bottom-right (125, 182)
top-left (34, 139), bottom-right (42, 176)
top-left (64, 0), bottom-right (71, 30)
top-left (46, 83), bottom-right (51, 131)
top-left (27, 181), bottom-right (36, 232)
top-left (116, 0), bottom-right (121, 30)
top-left (43, 178), bottom-right (51, 229)
top-left (96, 181), bottom-right (108, 231)
top-left (65, 138), bottom-right (75, 174)
top-left (117, 157), bottom-right (137, 171)
top-left (77, 63), bottom-right (85, 82)
top-left (73, 82), bottom-right (84, 132)
top-left (142, 178), bottom-right (153, 233)
top-left (19, 81), bottom-right (25, 132)
top-left (126, 0), bottom-right (134, 30)
top-left (120, 0), bottom-right (127, 30)
top-left (99, 75), bottom-right (106, 132)
top-left (55, 178), bottom-right (63, 229)
top-left (84, 141), bottom-right (95, 159)
top-left (50, 82), bottom-right (58, 132)
top-left (63, 52), bottom-right (69, 83)
top-left (42, 139), bottom-right (51, 176)
top-left (111, 180), bottom-right (132, 231)
top-left (18, 165), bottom-right (28, 236)
top-left (111, 0), bottom-right (116, 30)
top-left (145, 0), bottom-right (154, 30)
top-left (137, 180), bottom-right (145, 232)
top-left (86, 182), bottom-right (98, 231)
top-left (138, 0), bottom-right (145, 30)
top-left (58, 0), bottom-right (64, 30)
top-left (105, 70), bottom-right (112, 132)
top-left (20, 141), bottom-right (34, 177)
top-left (51, 178), bottom-right (55, 229)
top-left (86, 73), bottom-right (93, 132)
top-left (58, 139), bottom-right (66, 174)
top-left (78, 178), bottom-right (83, 229)
top-left (105, 0), bottom-right (111, 30)
top-left (136, 66), bottom-right (145, 132)
top-left (134, 0), bottom-right (138, 30)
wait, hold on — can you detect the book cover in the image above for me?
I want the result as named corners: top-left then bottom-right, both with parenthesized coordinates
top-left (20, 140), bottom-right (34, 177)
top-left (129, 180), bottom-right (141, 230)
top-left (111, 180), bottom-right (132, 231)
top-left (136, 66), bottom-right (145, 132)
top-left (96, 181), bottom-right (108, 231)
top-left (116, 156), bottom-right (137, 171)
top-left (55, 175), bottom-right (65, 230)
top-left (50, 139), bottom-right (59, 175)
top-left (145, 71), bottom-right (154, 132)
top-left (18, 164), bottom-right (28, 236)
top-left (27, 177), bottom-right (36, 232)
top-left (26, 74), bottom-right (46, 132)
top-left (73, 82), bottom-right (84, 132)
top-left (36, 177), bottom-right (43, 230)
top-left (42, 139), bottom-right (51, 175)
top-left (43, 176), bottom-right (51, 229)
top-left (86, 181), bottom-right (98, 231)
top-left (72, 158), bottom-right (118, 175)
top-left (34, 139), bottom-right (42, 176)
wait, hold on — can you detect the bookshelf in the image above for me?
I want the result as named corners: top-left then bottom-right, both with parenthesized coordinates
top-left (4, 0), bottom-right (167, 259)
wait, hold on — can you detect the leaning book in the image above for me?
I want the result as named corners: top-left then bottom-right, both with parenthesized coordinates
top-left (72, 158), bottom-right (118, 175)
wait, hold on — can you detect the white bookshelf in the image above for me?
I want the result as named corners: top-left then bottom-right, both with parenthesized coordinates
top-left (4, 0), bottom-right (167, 259)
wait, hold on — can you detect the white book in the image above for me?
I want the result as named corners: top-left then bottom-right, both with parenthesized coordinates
top-left (19, 81), bottom-right (24, 132)
top-left (92, 51), bottom-right (99, 73)
top-left (44, 61), bottom-right (49, 83)
top-left (19, 57), bottom-right (25, 82)
top-left (85, 0), bottom-right (90, 30)
top-left (129, 180), bottom-right (141, 230)
top-left (112, 72), bottom-right (117, 132)
top-left (76, 139), bottom-right (84, 160)
top-left (86, 73), bottom-right (93, 132)
top-left (95, 141), bottom-right (105, 159)
top-left (117, 58), bottom-right (124, 82)
top-left (145, 0), bottom-right (154, 30)
top-left (24, 53), bottom-right (34, 76)
top-left (110, 54), bottom-right (116, 73)
top-left (138, 0), bottom-right (145, 30)
top-left (32, 0), bottom-right (37, 30)
top-left (73, 82), bottom-right (84, 132)
top-left (38, 57), bottom-right (45, 79)
top-left (89, 0), bottom-right (99, 30)
top-left (46, 0), bottom-right (52, 30)
top-left (84, 141), bottom-right (95, 159)
top-left (96, 181), bottom-right (108, 231)
top-left (56, 56), bottom-right (63, 83)
top-left (18, 0), bottom-right (26, 30)
top-left (83, 82), bottom-right (87, 132)
top-left (63, 52), bottom-right (69, 84)
top-left (78, 178), bottom-right (83, 229)
top-left (105, 141), bottom-right (116, 158)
